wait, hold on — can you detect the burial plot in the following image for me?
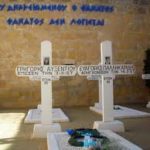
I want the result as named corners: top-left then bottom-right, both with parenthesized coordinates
top-left (20, 41), bottom-right (69, 124)
top-left (16, 41), bottom-right (76, 137)
top-left (47, 130), bottom-right (142, 150)
top-left (89, 41), bottom-right (150, 118)
top-left (78, 41), bottom-right (136, 132)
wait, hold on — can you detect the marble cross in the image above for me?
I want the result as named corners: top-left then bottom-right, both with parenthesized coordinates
top-left (78, 41), bottom-right (135, 122)
top-left (16, 41), bottom-right (76, 137)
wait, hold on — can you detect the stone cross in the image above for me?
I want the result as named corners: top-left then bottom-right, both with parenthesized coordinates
top-left (142, 74), bottom-right (150, 108)
top-left (87, 44), bottom-right (115, 114)
top-left (16, 41), bottom-right (76, 137)
top-left (87, 41), bottom-right (114, 121)
top-left (78, 41), bottom-right (135, 132)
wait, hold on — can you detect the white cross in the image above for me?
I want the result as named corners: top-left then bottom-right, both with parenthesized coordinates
top-left (16, 41), bottom-right (76, 137)
top-left (87, 41), bottom-right (115, 121)
top-left (78, 41), bottom-right (135, 123)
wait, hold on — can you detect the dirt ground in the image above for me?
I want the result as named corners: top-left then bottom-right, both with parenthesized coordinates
top-left (0, 105), bottom-right (150, 150)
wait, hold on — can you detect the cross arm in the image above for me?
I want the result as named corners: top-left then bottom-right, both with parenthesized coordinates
top-left (78, 64), bottom-right (135, 76)
top-left (15, 65), bottom-right (77, 77)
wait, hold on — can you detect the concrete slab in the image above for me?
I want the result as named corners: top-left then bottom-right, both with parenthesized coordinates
top-left (24, 108), bottom-right (69, 123)
top-left (93, 120), bottom-right (125, 133)
top-left (90, 104), bottom-right (150, 118)
top-left (33, 123), bottom-right (61, 138)
top-left (47, 130), bottom-right (142, 150)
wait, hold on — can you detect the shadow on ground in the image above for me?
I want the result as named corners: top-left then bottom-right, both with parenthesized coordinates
top-left (0, 109), bottom-right (47, 150)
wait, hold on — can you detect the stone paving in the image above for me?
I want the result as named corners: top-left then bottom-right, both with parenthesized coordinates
top-left (0, 105), bottom-right (150, 150)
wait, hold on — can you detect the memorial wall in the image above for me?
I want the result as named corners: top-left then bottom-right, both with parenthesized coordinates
top-left (0, 0), bottom-right (150, 108)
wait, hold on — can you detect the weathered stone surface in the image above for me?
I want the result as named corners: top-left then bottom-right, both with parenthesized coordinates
top-left (0, 0), bottom-right (150, 108)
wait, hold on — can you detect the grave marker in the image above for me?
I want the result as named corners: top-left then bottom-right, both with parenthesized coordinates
top-left (20, 42), bottom-right (71, 125)
top-left (89, 42), bottom-right (150, 119)
top-left (78, 41), bottom-right (135, 132)
top-left (47, 130), bottom-right (142, 150)
top-left (16, 41), bottom-right (76, 137)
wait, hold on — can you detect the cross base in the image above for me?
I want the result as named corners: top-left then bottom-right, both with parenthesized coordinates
top-left (90, 103), bottom-right (150, 118)
top-left (24, 108), bottom-right (69, 123)
top-left (93, 120), bottom-right (125, 133)
top-left (32, 123), bottom-right (61, 138)
top-left (146, 101), bottom-right (150, 108)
